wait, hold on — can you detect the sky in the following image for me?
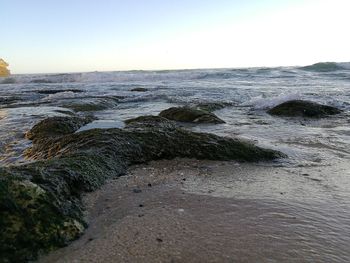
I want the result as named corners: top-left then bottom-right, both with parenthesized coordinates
top-left (1, 0), bottom-right (350, 74)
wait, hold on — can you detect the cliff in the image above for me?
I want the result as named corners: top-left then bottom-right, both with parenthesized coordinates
top-left (0, 58), bottom-right (10, 77)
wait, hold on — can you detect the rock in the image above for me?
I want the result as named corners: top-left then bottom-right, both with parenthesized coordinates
top-left (1, 116), bottom-right (285, 262)
top-left (0, 58), bottom-right (10, 77)
top-left (125, 115), bottom-right (176, 129)
top-left (159, 107), bottom-right (225, 124)
top-left (267, 100), bottom-right (342, 118)
top-left (0, 173), bottom-right (84, 262)
top-left (62, 97), bottom-right (120, 112)
top-left (63, 103), bottom-right (108, 112)
top-left (131, 87), bottom-right (148, 92)
top-left (25, 116), bottom-right (93, 142)
top-left (193, 102), bottom-right (231, 112)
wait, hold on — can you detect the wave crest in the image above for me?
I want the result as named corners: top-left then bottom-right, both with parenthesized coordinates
top-left (299, 62), bottom-right (350, 72)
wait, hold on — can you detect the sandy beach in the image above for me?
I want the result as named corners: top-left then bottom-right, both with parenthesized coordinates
top-left (38, 158), bottom-right (350, 263)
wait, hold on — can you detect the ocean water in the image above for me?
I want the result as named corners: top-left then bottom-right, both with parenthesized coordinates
top-left (2, 62), bottom-right (350, 262)
top-left (1, 62), bottom-right (349, 167)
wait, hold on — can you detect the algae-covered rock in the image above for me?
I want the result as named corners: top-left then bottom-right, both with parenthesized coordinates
top-left (63, 103), bottom-right (108, 112)
top-left (125, 115), bottom-right (176, 129)
top-left (62, 97), bottom-right (120, 112)
top-left (268, 100), bottom-right (342, 118)
top-left (159, 107), bottom-right (225, 124)
top-left (25, 116), bottom-right (93, 142)
top-left (1, 116), bottom-right (284, 262)
top-left (0, 172), bottom-right (84, 263)
top-left (193, 102), bottom-right (231, 112)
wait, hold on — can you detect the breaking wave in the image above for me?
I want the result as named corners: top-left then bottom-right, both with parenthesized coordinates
top-left (241, 93), bottom-right (302, 110)
top-left (299, 62), bottom-right (350, 72)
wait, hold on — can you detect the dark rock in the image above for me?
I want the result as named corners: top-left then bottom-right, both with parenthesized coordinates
top-left (125, 115), bottom-right (176, 129)
top-left (130, 87), bottom-right (148, 92)
top-left (159, 107), bottom-right (225, 124)
top-left (133, 189), bottom-right (142, 193)
top-left (25, 116), bottom-right (92, 142)
top-left (0, 116), bottom-right (284, 262)
top-left (62, 97), bottom-right (120, 112)
top-left (194, 102), bottom-right (231, 112)
top-left (267, 100), bottom-right (342, 118)
top-left (63, 103), bottom-right (108, 112)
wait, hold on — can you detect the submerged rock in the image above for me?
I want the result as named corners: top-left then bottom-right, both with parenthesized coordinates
top-left (125, 115), bottom-right (176, 129)
top-left (267, 100), bottom-right (342, 118)
top-left (62, 97), bottom-right (121, 112)
top-left (1, 116), bottom-right (284, 262)
top-left (159, 107), bottom-right (225, 124)
top-left (193, 102), bottom-right (231, 112)
top-left (130, 87), bottom-right (148, 92)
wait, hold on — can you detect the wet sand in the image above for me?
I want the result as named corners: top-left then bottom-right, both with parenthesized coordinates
top-left (38, 159), bottom-right (350, 263)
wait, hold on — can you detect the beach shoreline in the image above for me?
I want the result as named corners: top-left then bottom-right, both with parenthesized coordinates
top-left (38, 158), bottom-right (350, 263)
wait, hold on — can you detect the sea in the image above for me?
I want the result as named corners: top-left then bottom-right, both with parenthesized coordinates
top-left (1, 62), bottom-right (350, 262)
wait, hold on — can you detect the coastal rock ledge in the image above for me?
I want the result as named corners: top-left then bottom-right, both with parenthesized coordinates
top-left (0, 116), bottom-right (284, 262)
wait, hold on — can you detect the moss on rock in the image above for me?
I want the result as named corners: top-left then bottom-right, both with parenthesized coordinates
top-left (268, 100), bottom-right (342, 118)
top-left (193, 102), bottom-right (231, 112)
top-left (159, 106), bottom-right (225, 124)
top-left (25, 116), bottom-right (93, 142)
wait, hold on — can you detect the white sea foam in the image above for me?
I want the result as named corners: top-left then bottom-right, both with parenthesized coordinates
top-left (45, 91), bottom-right (78, 100)
top-left (241, 93), bottom-right (302, 110)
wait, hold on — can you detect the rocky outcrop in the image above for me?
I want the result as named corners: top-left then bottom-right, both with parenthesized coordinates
top-left (0, 58), bottom-right (10, 77)
top-left (159, 107), bottom-right (225, 124)
top-left (267, 100), bottom-right (342, 118)
top-left (1, 116), bottom-right (285, 262)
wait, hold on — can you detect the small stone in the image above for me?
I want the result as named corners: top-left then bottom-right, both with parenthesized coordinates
top-left (148, 183), bottom-right (152, 187)
top-left (139, 204), bottom-right (144, 207)
top-left (156, 238), bottom-right (163, 243)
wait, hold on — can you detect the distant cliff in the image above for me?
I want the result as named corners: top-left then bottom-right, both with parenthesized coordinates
top-left (0, 58), bottom-right (10, 77)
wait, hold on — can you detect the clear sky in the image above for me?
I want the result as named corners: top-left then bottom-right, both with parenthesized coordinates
top-left (1, 0), bottom-right (350, 74)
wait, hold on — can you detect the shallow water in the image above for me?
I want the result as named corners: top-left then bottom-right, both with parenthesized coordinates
top-left (1, 64), bottom-right (350, 262)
